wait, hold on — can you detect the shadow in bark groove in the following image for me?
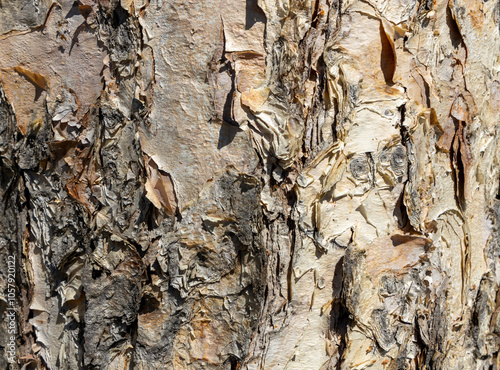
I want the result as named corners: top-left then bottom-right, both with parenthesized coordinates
top-left (245, 0), bottom-right (266, 30)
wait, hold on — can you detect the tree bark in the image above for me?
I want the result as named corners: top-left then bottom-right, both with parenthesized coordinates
top-left (0, 0), bottom-right (499, 369)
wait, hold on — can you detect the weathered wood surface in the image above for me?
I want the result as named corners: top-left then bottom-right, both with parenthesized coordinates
top-left (0, 0), bottom-right (499, 368)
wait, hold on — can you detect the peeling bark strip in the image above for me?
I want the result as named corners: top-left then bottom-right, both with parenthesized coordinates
top-left (0, 0), bottom-right (499, 368)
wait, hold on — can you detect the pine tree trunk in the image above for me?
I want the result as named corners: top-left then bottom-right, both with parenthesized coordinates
top-left (1, 0), bottom-right (499, 368)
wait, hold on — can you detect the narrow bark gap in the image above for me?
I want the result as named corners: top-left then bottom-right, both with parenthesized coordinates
top-left (446, 5), bottom-right (465, 50)
top-left (379, 22), bottom-right (396, 86)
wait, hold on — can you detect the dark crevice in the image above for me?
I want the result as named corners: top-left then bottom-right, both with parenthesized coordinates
top-left (332, 261), bottom-right (349, 370)
top-left (395, 189), bottom-right (409, 229)
top-left (446, 5), bottom-right (465, 50)
top-left (219, 57), bottom-right (239, 127)
top-left (245, 0), bottom-right (266, 30)
top-left (449, 118), bottom-right (465, 210)
top-left (229, 355), bottom-right (241, 370)
top-left (455, 129), bottom-right (466, 209)
top-left (396, 103), bottom-right (417, 232)
top-left (310, 0), bottom-right (322, 29)
top-left (423, 77), bottom-right (431, 108)
top-left (368, 152), bottom-right (376, 188)
top-left (111, 3), bottom-right (129, 28)
top-left (287, 216), bottom-right (296, 303)
top-left (380, 22), bottom-right (396, 85)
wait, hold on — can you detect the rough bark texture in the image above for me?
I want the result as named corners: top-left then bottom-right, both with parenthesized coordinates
top-left (1, 0), bottom-right (499, 369)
